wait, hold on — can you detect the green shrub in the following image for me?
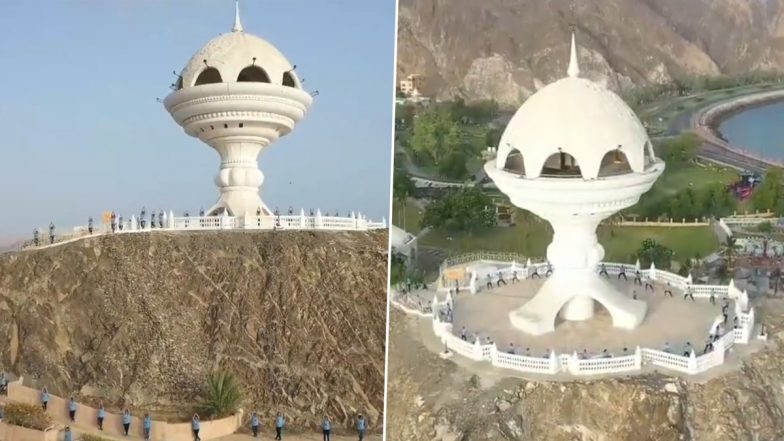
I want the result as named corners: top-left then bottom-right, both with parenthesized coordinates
top-left (202, 370), bottom-right (244, 418)
top-left (81, 434), bottom-right (112, 441)
top-left (4, 403), bottom-right (52, 430)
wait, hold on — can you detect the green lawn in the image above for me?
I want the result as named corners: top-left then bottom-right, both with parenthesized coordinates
top-left (392, 199), bottom-right (425, 234)
top-left (630, 163), bottom-right (740, 217)
top-left (418, 212), bottom-right (719, 264)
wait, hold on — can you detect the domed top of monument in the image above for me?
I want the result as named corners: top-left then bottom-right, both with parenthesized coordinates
top-left (175, 1), bottom-right (301, 91)
top-left (494, 33), bottom-right (656, 180)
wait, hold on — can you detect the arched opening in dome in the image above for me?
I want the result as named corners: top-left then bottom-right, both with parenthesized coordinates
top-left (503, 151), bottom-right (526, 176)
top-left (237, 66), bottom-right (270, 83)
top-left (195, 67), bottom-right (223, 86)
top-left (643, 141), bottom-right (656, 168)
top-left (598, 148), bottom-right (632, 177)
top-left (541, 151), bottom-right (581, 177)
top-left (282, 72), bottom-right (297, 88)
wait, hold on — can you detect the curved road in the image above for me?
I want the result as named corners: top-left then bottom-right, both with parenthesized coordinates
top-left (661, 88), bottom-right (784, 173)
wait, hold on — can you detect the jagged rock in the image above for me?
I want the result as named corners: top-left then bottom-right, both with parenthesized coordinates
top-left (0, 231), bottom-right (387, 433)
top-left (387, 298), bottom-right (784, 441)
top-left (397, 0), bottom-right (784, 105)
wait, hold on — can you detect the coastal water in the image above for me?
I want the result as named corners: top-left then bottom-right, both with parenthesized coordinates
top-left (719, 101), bottom-right (784, 162)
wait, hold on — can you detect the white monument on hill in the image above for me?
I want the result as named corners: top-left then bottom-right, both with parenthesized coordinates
top-left (484, 33), bottom-right (666, 335)
top-left (164, 2), bottom-right (312, 217)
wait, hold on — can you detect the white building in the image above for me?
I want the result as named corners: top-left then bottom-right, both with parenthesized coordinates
top-left (164, 2), bottom-right (312, 217)
top-left (485, 33), bottom-right (666, 335)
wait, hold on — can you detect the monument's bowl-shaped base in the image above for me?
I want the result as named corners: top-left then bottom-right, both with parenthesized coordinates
top-left (509, 273), bottom-right (647, 336)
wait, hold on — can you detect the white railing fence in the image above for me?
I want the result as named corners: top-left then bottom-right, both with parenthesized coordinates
top-left (23, 210), bottom-right (387, 250)
top-left (391, 255), bottom-right (759, 377)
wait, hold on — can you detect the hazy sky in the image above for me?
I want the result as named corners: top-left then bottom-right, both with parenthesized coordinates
top-left (0, 0), bottom-right (396, 242)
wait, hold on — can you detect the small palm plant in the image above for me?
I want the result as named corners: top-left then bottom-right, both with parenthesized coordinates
top-left (202, 370), bottom-right (244, 418)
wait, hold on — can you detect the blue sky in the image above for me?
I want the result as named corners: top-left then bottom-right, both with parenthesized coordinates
top-left (0, 0), bottom-right (397, 242)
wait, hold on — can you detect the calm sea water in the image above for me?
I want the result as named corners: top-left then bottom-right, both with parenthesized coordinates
top-left (719, 101), bottom-right (784, 162)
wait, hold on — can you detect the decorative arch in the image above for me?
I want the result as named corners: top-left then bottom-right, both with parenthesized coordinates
top-left (540, 151), bottom-right (582, 177)
top-left (282, 71), bottom-right (297, 88)
top-left (503, 151), bottom-right (525, 176)
top-left (195, 67), bottom-right (223, 86)
top-left (598, 149), bottom-right (632, 177)
top-left (237, 65), bottom-right (270, 83)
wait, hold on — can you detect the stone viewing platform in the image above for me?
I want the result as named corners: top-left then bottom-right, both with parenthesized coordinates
top-left (392, 252), bottom-right (764, 379)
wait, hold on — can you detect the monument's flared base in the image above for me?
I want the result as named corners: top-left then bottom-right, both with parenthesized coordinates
top-left (508, 272), bottom-right (647, 336)
top-left (207, 190), bottom-right (271, 217)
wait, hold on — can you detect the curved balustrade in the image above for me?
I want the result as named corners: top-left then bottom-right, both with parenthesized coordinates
top-left (21, 211), bottom-right (387, 251)
top-left (392, 257), bottom-right (760, 377)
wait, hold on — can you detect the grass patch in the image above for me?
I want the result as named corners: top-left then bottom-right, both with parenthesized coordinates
top-left (420, 212), bottom-right (719, 264)
top-left (598, 226), bottom-right (719, 262)
top-left (81, 434), bottom-right (113, 441)
top-left (392, 199), bottom-right (425, 234)
top-left (4, 403), bottom-right (52, 430)
top-left (631, 164), bottom-right (738, 218)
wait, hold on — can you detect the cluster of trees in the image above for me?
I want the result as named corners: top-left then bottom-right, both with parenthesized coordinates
top-left (655, 133), bottom-right (698, 168)
top-left (635, 238), bottom-right (674, 269)
top-left (623, 71), bottom-right (784, 108)
top-left (637, 183), bottom-right (737, 221)
top-left (751, 167), bottom-right (784, 215)
top-left (399, 99), bottom-right (503, 180)
top-left (421, 187), bottom-right (497, 232)
top-left (390, 253), bottom-right (407, 285)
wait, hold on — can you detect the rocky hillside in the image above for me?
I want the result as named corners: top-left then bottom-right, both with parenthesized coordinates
top-left (398, 0), bottom-right (784, 106)
top-left (386, 303), bottom-right (784, 441)
top-left (0, 231), bottom-right (387, 433)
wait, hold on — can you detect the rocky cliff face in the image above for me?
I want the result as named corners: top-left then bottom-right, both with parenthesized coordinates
top-left (386, 302), bottom-right (784, 441)
top-left (397, 0), bottom-right (784, 106)
top-left (0, 231), bottom-right (387, 432)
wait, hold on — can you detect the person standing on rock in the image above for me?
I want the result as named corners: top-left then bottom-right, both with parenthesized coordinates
top-left (49, 222), bottom-right (55, 244)
top-left (356, 414), bottom-right (367, 441)
top-left (64, 426), bottom-right (73, 441)
top-left (68, 396), bottom-right (77, 422)
top-left (0, 372), bottom-right (7, 395)
top-left (159, 210), bottom-right (165, 228)
top-left (322, 416), bottom-right (331, 441)
top-left (111, 211), bottom-right (117, 233)
top-left (143, 413), bottom-right (152, 441)
top-left (122, 409), bottom-right (132, 436)
top-left (192, 413), bottom-right (201, 441)
top-left (88, 217), bottom-right (94, 234)
top-left (97, 402), bottom-right (106, 430)
top-left (250, 411), bottom-right (260, 438)
top-left (275, 412), bottom-right (285, 440)
top-left (33, 228), bottom-right (40, 246)
top-left (40, 387), bottom-right (49, 410)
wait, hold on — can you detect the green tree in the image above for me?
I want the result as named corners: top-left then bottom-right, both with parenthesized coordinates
top-left (202, 370), bottom-right (244, 417)
top-left (393, 168), bottom-right (416, 230)
top-left (438, 151), bottom-right (469, 180)
top-left (752, 167), bottom-right (784, 213)
top-left (390, 253), bottom-right (407, 286)
top-left (658, 133), bottom-right (698, 168)
top-left (635, 238), bottom-right (674, 269)
top-left (421, 187), bottom-right (497, 232)
top-left (409, 109), bottom-right (462, 165)
top-left (757, 221), bottom-right (774, 234)
top-left (721, 236), bottom-right (738, 274)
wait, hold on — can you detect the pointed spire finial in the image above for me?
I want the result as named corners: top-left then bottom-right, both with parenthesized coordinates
top-left (567, 31), bottom-right (580, 78)
top-left (232, 0), bottom-right (243, 32)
